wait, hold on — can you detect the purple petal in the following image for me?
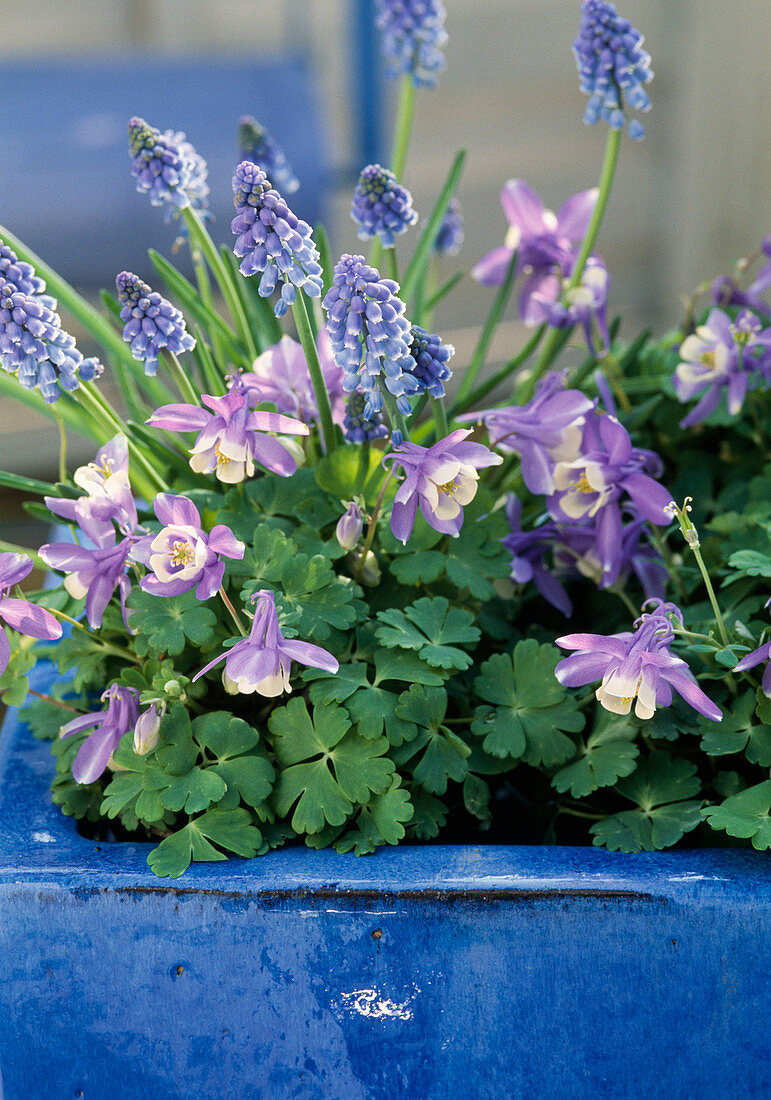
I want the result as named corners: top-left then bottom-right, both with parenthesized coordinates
top-left (500, 179), bottom-right (546, 236)
top-left (0, 628), bottom-right (9, 676)
top-left (622, 473), bottom-right (673, 525)
top-left (390, 495), bottom-right (418, 544)
top-left (225, 645), bottom-right (276, 685)
top-left (520, 272), bottom-right (560, 325)
top-left (679, 385), bottom-right (722, 429)
top-left (248, 410), bottom-right (310, 436)
top-left (280, 639), bottom-right (339, 674)
top-left (555, 188), bottom-right (598, 240)
top-left (733, 644), bottom-right (770, 674)
top-left (519, 444), bottom-right (555, 495)
top-left (251, 434), bottom-right (298, 476)
top-left (471, 246), bottom-right (514, 287)
top-left (60, 711), bottom-right (103, 738)
top-left (533, 568), bottom-right (572, 617)
top-left (555, 633), bottom-right (629, 657)
top-left (598, 415), bottom-right (632, 465)
top-left (0, 552), bottom-right (34, 588)
top-left (85, 572), bottom-right (118, 629)
top-left (39, 542), bottom-right (101, 572)
top-left (419, 495), bottom-right (463, 538)
top-left (555, 651), bottom-right (615, 687)
top-left (207, 526), bottom-right (246, 559)
top-left (153, 493), bottom-right (201, 528)
top-left (663, 668), bottom-right (723, 722)
top-left (0, 598), bottom-right (62, 640)
top-left (192, 648), bottom-right (230, 683)
top-left (146, 403), bottom-right (211, 432)
top-left (195, 561), bottom-right (225, 602)
top-left (72, 726), bottom-right (120, 784)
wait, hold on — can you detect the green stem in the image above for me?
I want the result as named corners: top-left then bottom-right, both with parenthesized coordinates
top-left (219, 587), bottom-right (247, 637)
top-left (44, 607), bottom-right (141, 662)
top-left (183, 208), bottom-right (258, 361)
top-left (521, 127), bottom-right (622, 400)
top-left (391, 75), bottom-right (416, 181)
top-left (452, 324), bottom-right (546, 416)
top-left (76, 384), bottom-right (165, 494)
top-left (691, 544), bottom-right (730, 646)
top-left (164, 351), bottom-right (201, 406)
top-left (431, 396), bottom-right (449, 441)
top-left (384, 246), bottom-right (399, 284)
top-left (27, 689), bottom-right (83, 714)
top-left (354, 470), bottom-right (394, 584)
top-left (453, 250), bottom-right (518, 407)
top-left (291, 294), bottom-right (337, 455)
top-left (53, 408), bottom-right (68, 482)
top-left (190, 245), bottom-right (226, 371)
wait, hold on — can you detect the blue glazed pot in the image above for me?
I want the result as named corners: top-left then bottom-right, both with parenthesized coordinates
top-left (1, 666), bottom-right (769, 1100)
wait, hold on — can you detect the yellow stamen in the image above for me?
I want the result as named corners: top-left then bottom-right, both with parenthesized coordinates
top-left (700, 351), bottom-right (716, 369)
top-left (170, 540), bottom-right (194, 567)
top-left (90, 457), bottom-right (115, 478)
top-left (214, 442), bottom-right (231, 470)
top-left (437, 479), bottom-right (458, 498)
top-left (570, 472), bottom-right (594, 494)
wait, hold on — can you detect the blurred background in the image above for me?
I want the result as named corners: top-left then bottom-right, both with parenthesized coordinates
top-left (0, 0), bottom-right (768, 536)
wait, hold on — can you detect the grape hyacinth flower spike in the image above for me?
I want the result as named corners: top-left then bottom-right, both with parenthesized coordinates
top-left (128, 116), bottom-right (202, 211)
top-left (130, 493), bottom-right (245, 601)
top-left (231, 162), bottom-right (323, 318)
top-left (323, 254), bottom-right (419, 420)
top-left (384, 429), bottom-right (503, 543)
top-left (238, 115), bottom-right (299, 195)
top-left (116, 272), bottom-right (195, 377)
top-left (351, 164), bottom-right (418, 249)
top-left (60, 685), bottom-right (141, 785)
top-left (0, 239), bottom-right (49, 300)
top-left (375, 0), bottom-right (448, 87)
top-left (433, 197), bottom-right (464, 256)
top-left (555, 600), bottom-right (721, 722)
top-left (406, 325), bottom-right (455, 399)
top-left (342, 391), bottom-right (389, 444)
top-left (193, 589), bottom-right (339, 697)
top-left (573, 0), bottom-right (653, 140)
top-left (0, 553), bottom-right (62, 675)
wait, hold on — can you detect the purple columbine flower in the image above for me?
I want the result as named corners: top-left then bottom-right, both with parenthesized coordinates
top-left (673, 307), bottom-right (771, 428)
top-left (116, 272), bottom-right (196, 377)
top-left (460, 371), bottom-right (593, 495)
top-left (472, 180), bottom-right (599, 325)
top-left (45, 434), bottom-right (137, 546)
top-left (231, 161), bottom-right (323, 318)
top-left (130, 493), bottom-right (244, 601)
top-left (239, 332), bottom-right (346, 428)
top-left (128, 117), bottom-right (202, 212)
top-left (711, 236), bottom-right (771, 317)
top-left (375, 0), bottom-right (448, 87)
top-left (384, 428), bottom-right (503, 543)
top-left (147, 389), bottom-right (309, 483)
top-left (342, 391), bottom-right (389, 444)
top-left (351, 164), bottom-right (418, 249)
top-left (238, 115), bottom-right (299, 195)
top-left (323, 254), bottom-right (419, 420)
top-left (0, 553), bottom-right (62, 675)
top-left (553, 504), bottom-right (668, 599)
top-left (433, 197), bottom-right (464, 256)
top-left (503, 496), bottom-right (573, 617)
top-left (537, 257), bottom-right (611, 357)
top-left (60, 684), bottom-right (141, 785)
top-left (573, 0), bottom-right (653, 140)
top-left (193, 589), bottom-right (338, 697)
top-left (39, 537), bottom-right (135, 630)
top-left (0, 278), bottom-right (102, 403)
top-left (406, 325), bottom-right (454, 399)
top-left (555, 600), bottom-right (721, 722)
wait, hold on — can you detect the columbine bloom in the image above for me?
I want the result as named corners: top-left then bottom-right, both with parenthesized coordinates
top-left (384, 428), bottom-right (503, 543)
top-left (130, 494), bottom-right (244, 601)
top-left (231, 161), bottom-right (323, 318)
top-left (39, 537), bottom-right (134, 630)
top-left (553, 505), bottom-right (668, 599)
top-left (147, 390), bottom-right (309, 483)
top-left (673, 307), bottom-right (771, 428)
top-left (351, 164), bottom-right (418, 249)
top-left (0, 553), bottom-right (62, 675)
top-left (323, 254), bottom-right (419, 419)
top-left (128, 117), bottom-right (203, 211)
top-left (45, 434), bottom-right (137, 545)
top-left (406, 325), bottom-right (454, 399)
top-left (375, 0), bottom-right (448, 87)
top-left (0, 279), bottom-right (101, 403)
top-left (342, 391), bottom-right (389, 444)
top-left (239, 333), bottom-right (346, 427)
top-left (503, 496), bottom-right (573, 617)
top-left (711, 236), bottom-right (771, 317)
top-left (433, 197), bottom-right (464, 256)
top-left (238, 115), bottom-right (299, 195)
top-left (573, 0), bottom-right (653, 140)
top-left (555, 601), bottom-right (721, 721)
top-left (193, 589), bottom-right (338, 696)
top-left (116, 272), bottom-right (195, 377)
top-left (538, 257), bottom-right (611, 357)
top-left (461, 371), bottom-right (593, 495)
top-left (472, 180), bottom-right (598, 325)
top-left (60, 685), bottom-right (141, 785)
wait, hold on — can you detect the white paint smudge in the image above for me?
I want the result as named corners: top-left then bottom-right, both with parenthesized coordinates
top-left (31, 831), bottom-right (56, 844)
top-left (339, 986), bottom-right (420, 1021)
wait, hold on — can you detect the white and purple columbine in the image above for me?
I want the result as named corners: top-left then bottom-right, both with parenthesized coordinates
top-left (573, 0), bottom-right (653, 140)
top-left (116, 272), bottom-right (196, 377)
top-left (193, 589), bottom-right (338, 697)
top-left (147, 387), bottom-right (310, 484)
top-left (45, 434), bottom-right (137, 546)
top-left (0, 553), bottom-right (62, 675)
top-left (555, 600), bottom-right (721, 722)
top-left (711, 236), bottom-right (771, 318)
top-left (130, 494), bottom-right (244, 601)
top-left (239, 333), bottom-right (346, 428)
top-left (238, 115), bottom-right (299, 196)
top-left (231, 162), bottom-right (323, 318)
top-left (375, 0), bottom-right (448, 87)
top-left (60, 684), bottom-right (141, 785)
top-left (472, 179), bottom-right (599, 325)
top-left (384, 428), bottom-right (502, 543)
top-left (537, 257), bottom-right (611, 357)
top-left (351, 164), bottom-right (418, 249)
top-left (323, 254), bottom-right (419, 421)
top-left (673, 307), bottom-right (771, 429)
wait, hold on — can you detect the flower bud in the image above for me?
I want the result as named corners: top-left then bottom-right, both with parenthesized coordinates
top-left (133, 704), bottom-right (163, 756)
top-left (163, 679), bottom-right (183, 698)
top-left (336, 502), bottom-right (364, 550)
top-left (349, 549), bottom-right (381, 586)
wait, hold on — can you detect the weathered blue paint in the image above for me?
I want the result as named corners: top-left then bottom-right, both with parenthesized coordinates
top-left (1, 665), bottom-right (769, 1099)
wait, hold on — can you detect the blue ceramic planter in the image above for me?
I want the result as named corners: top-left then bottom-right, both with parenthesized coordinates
top-left (1, 665), bottom-right (769, 1100)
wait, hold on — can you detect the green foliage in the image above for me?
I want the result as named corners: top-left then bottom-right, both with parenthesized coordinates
top-left (551, 711), bottom-right (639, 798)
top-left (0, 643), bottom-right (36, 706)
top-left (702, 781), bottom-right (771, 850)
top-left (148, 808), bottom-right (263, 878)
top-left (126, 589), bottom-right (217, 657)
top-left (376, 596), bottom-right (480, 670)
top-left (698, 691), bottom-right (771, 766)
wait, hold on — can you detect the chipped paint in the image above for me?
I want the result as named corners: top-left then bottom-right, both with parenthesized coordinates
top-left (339, 985), bottom-right (421, 1021)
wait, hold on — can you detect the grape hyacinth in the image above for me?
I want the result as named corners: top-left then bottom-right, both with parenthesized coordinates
top-left (231, 162), bottom-right (323, 318)
top-left (375, 0), bottom-right (448, 87)
top-left (0, 240), bottom-right (48, 300)
top-left (342, 391), bottom-right (389, 444)
top-left (406, 324), bottom-right (454, 398)
top-left (128, 117), bottom-right (204, 212)
top-left (433, 197), bottom-right (464, 256)
top-left (351, 164), bottom-right (418, 249)
top-left (238, 115), bottom-right (299, 195)
top-left (116, 271), bottom-right (196, 377)
top-left (323, 254), bottom-right (419, 420)
top-left (573, 0), bottom-right (653, 140)
top-left (0, 278), bottom-right (102, 403)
